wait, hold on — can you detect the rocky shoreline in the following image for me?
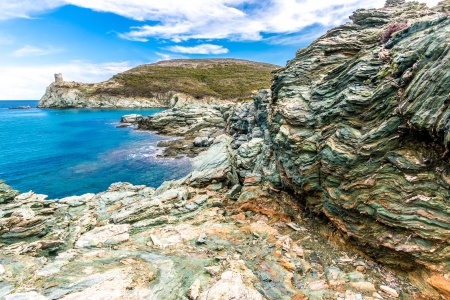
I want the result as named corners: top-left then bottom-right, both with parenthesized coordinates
top-left (0, 135), bottom-right (425, 299)
top-left (2, 0), bottom-right (450, 298)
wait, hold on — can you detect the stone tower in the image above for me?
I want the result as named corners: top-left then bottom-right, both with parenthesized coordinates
top-left (55, 73), bottom-right (63, 83)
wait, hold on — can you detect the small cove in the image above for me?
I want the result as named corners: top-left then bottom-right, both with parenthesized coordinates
top-left (0, 101), bottom-right (191, 198)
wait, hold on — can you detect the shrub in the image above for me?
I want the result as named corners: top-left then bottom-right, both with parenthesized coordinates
top-left (381, 23), bottom-right (408, 44)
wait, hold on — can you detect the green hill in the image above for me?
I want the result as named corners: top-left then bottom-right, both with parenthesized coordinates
top-left (90, 59), bottom-right (280, 100)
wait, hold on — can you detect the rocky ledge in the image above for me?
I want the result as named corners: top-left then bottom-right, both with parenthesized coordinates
top-left (4, 0), bottom-right (450, 298)
top-left (133, 0), bottom-right (450, 297)
top-left (0, 139), bottom-right (428, 299)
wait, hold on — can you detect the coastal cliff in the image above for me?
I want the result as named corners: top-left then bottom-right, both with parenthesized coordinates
top-left (37, 59), bottom-right (279, 108)
top-left (268, 0), bottom-right (450, 275)
top-left (2, 0), bottom-right (450, 299)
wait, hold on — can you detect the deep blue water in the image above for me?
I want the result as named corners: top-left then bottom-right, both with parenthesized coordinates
top-left (0, 100), bottom-right (191, 199)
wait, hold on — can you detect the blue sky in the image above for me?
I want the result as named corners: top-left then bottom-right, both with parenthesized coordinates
top-left (0, 0), bottom-right (440, 99)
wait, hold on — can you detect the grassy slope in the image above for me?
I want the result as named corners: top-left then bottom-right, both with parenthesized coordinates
top-left (88, 59), bottom-right (280, 100)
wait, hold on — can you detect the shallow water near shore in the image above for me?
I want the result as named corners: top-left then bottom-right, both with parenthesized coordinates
top-left (0, 100), bottom-right (191, 198)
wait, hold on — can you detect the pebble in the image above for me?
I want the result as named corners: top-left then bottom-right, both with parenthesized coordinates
top-left (150, 234), bottom-right (163, 248)
top-left (379, 285), bottom-right (398, 298)
top-left (196, 233), bottom-right (208, 244)
top-left (356, 266), bottom-right (365, 272)
top-left (350, 281), bottom-right (376, 293)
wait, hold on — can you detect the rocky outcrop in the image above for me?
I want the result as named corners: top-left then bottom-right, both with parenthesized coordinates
top-left (258, 0), bottom-right (450, 292)
top-left (38, 81), bottom-right (172, 108)
top-left (138, 100), bottom-right (233, 157)
top-left (5, 0), bottom-right (450, 298)
top-left (37, 59), bottom-right (278, 108)
top-left (0, 139), bottom-right (426, 299)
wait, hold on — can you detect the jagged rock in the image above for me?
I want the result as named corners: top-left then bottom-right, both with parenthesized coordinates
top-left (198, 271), bottom-right (262, 300)
top-left (2, 1), bottom-right (450, 299)
top-left (193, 136), bottom-right (214, 147)
top-left (196, 233), bottom-right (207, 244)
top-left (225, 184), bottom-right (242, 200)
top-left (0, 181), bottom-right (18, 204)
top-left (139, 104), bottom-right (229, 157)
top-left (267, 0), bottom-right (450, 276)
top-left (75, 224), bottom-right (130, 248)
top-left (120, 114), bottom-right (143, 123)
top-left (184, 135), bottom-right (238, 187)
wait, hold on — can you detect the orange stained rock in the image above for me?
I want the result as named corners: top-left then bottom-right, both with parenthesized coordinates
top-left (279, 257), bottom-right (296, 271)
top-left (238, 201), bottom-right (291, 223)
top-left (231, 213), bottom-right (246, 221)
top-left (427, 275), bottom-right (450, 299)
top-left (291, 292), bottom-right (308, 300)
top-left (106, 201), bottom-right (123, 213)
top-left (240, 222), bottom-right (279, 237)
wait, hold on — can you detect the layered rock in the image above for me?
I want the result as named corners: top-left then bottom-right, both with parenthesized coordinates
top-left (138, 100), bottom-right (233, 157)
top-left (4, 0), bottom-right (450, 298)
top-left (0, 139), bottom-right (425, 299)
top-left (263, 0), bottom-right (450, 288)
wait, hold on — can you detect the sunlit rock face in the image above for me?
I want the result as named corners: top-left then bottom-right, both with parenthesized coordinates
top-left (267, 0), bottom-right (450, 271)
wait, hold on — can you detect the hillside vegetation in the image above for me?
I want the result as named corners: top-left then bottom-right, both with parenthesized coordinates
top-left (90, 59), bottom-right (280, 100)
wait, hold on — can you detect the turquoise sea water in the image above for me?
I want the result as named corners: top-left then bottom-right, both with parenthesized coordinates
top-left (0, 100), bottom-right (191, 198)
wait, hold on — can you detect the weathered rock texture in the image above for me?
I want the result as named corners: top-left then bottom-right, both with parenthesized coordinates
top-left (138, 100), bottom-right (233, 157)
top-left (38, 59), bottom-right (278, 108)
top-left (38, 81), bottom-right (172, 108)
top-left (4, 0), bottom-right (450, 298)
top-left (261, 0), bottom-right (450, 291)
top-left (0, 140), bottom-right (425, 299)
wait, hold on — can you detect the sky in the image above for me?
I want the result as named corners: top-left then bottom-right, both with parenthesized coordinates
top-left (0, 0), bottom-right (441, 100)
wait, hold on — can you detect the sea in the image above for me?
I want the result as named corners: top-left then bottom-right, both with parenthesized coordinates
top-left (0, 100), bottom-right (191, 199)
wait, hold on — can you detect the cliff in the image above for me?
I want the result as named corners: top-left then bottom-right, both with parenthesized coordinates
top-left (261, 0), bottom-right (450, 294)
top-left (37, 59), bottom-right (279, 108)
top-left (2, 0), bottom-right (450, 299)
top-left (269, 0), bottom-right (450, 271)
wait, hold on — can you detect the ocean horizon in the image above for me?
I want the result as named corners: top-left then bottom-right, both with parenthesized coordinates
top-left (0, 100), bottom-right (191, 198)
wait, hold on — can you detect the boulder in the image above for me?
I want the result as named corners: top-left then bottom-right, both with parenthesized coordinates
top-left (193, 136), bottom-right (214, 147)
top-left (120, 114), bottom-right (143, 123)
top-left (75, 224), bottom-right (130, 248)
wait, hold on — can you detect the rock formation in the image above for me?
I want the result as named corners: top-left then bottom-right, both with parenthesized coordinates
top-left (38, 59), bottom-right (278, 109)
top-left (0, 137), bottom-right (427, 299)
top-left (268, 0), bottom-right (450, 275)
top-left (137, 0), bottom-right (450, 296)
top-left (3, 0), bottom-right (450, 298)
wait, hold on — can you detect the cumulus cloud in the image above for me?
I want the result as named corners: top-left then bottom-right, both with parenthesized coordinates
top-left (166, 44), bottom-right (229, 54)
top-left (66, 0), bottom-right (441, 42)
top-left (13, 45), bottom-right (63, 57)
top-left (0, 0), bottom-right (442, 43)
top-left (0, 61), bottom-right (134, 100)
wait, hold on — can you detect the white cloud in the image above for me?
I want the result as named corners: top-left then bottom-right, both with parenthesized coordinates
top-left (155, 52), bottom-right (188, 61)
top-left (0, 0), bottom-right (442, 43)
top-left (65, 0), bottom-right (440, 43)
top-left (13, 45), bottom-right (62, 57)
top-left (0, 0), bottom-right (64, 20)
top-left (0, 61), bottom-right (134, 100)
top-left (166, 44), bottom-right (229, 54)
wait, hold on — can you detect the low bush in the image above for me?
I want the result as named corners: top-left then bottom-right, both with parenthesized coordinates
top-left (381, 23), bottom-right (408, 44)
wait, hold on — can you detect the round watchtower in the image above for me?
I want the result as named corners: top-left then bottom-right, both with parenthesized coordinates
top-left (54, 73), bottom-right (64, 83)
